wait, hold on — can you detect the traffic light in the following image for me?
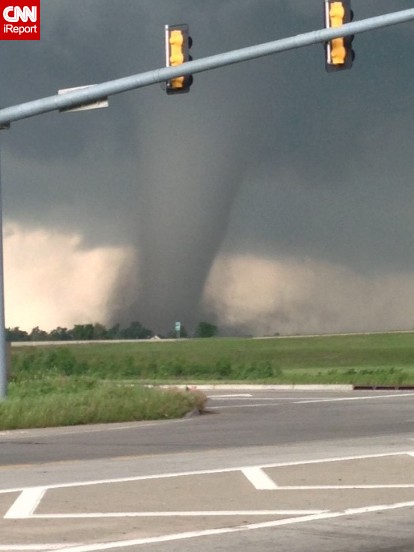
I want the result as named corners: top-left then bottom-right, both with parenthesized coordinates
top-left (165, 24), bottom-right (193, 94)
top-left (324, 0), bottom-right (354, 72)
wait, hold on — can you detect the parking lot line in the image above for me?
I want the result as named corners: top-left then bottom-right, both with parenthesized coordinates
top-left (19, 509), bottom-right (328, 519)
top-left (47, 500), bottom-right (414, 552)
top-left (296, 392), bottom-right (414, 404)
top-left (0, 547), bottom-right (79, 551)
top-left (242, 467), bottom-right (278, 489)
top-left (4, 487), bottom-right (46, 519)
top-left (2, 450), bottom-right (414, 495)
top-left (3, 451), bottom-right (414, 551)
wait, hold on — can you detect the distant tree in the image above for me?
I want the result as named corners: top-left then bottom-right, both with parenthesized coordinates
top-left (92, 323), bottom-right (109, 340)
top-left (119, 321), bottom-right (153, 340)
top-left (194, 321), bottom-right (218, 338)
top-left (30, 326), bottom-right (49, 341)
top-left (6, 327), bottom-right (29, 342)
top-left (6, 321), bottom-right (158, 342)
top-left (49, 327), bottom-right (72, 341)
top-left (70, 324), bottom-right (95, 341)
top-left (106, 323), bottom-right (120, 339)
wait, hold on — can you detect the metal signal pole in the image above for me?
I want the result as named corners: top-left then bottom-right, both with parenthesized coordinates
top-left (0, 134), bottom-right (6, 399)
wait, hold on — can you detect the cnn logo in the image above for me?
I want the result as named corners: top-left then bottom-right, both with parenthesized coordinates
top-left (0, 0), bottom-right (40, 40)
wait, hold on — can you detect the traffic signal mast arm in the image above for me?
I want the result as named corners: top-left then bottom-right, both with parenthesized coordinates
top-left (0, 7), bottom-right (413, 126)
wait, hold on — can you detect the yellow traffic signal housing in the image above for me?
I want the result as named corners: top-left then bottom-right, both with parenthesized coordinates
top-left (324, 0), bottom-right (354, 72)
top-left (165, 24), bottom-right (193, 94)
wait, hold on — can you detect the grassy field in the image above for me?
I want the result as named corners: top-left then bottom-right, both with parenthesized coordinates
top-left (2, 332), bottom-right (413, 430)
top-left (10, 331), bottom-right (414, 386)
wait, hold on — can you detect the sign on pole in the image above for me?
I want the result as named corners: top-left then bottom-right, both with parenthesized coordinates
top-left (58, 85), bottom-right (108, 112)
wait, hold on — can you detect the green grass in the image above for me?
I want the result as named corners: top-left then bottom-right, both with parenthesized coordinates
top-left (1, 346), bottom-right (208, 429)
top-left (0, 381), bottom-right (206, 430)
top-left (10, 332), bottom-right (414, 385)
top-left (3, 332), bottom-right (414, 430)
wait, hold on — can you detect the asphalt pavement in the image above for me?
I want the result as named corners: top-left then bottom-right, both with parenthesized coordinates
top-left (0, 388), bottom-right (413, 551)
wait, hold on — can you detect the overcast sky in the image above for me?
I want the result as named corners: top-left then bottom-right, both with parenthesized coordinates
top-left (2, 0), bottom-right (414, 335)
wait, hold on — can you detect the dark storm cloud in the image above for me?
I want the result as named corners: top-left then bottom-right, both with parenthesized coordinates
top-left (2, 0), bottom-right (414, 333)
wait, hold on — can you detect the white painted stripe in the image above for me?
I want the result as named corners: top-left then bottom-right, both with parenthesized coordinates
top-left (29, 509), bottom-right (326, 518)
top-left (242, 467), bottom-right (278, 489)
top-left (4, 487), bottom-right (46, 519)
top-left (208, 394), bottom-right (326, 402)
top-left (2, 450), bottom-right (414, 494)
top-left (343, 500), bottom-right (414, 515)
top-left (0, 546), bottom-right (79, 551)
top-left (191, 384), bottom-right (353, 390)
top-left (208, 396), bottom-right (302, 400)
top-left (46, 500), bottom-right (414, 552)
top-left (209, 404), bottom-right (272, 410)
top-left (207, 394), bottom-right (253, 398)
top-left (246, 484), bottom-right (414, 490)
top-left (296, 392), bottom-right (414, 404)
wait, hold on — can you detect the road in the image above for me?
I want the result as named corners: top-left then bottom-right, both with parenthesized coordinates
top-left (0, 388), bottom-right (413, 551)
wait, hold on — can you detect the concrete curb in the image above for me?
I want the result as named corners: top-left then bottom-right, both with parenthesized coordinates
top-left (160, 384), bottom-right (354, 391)
top-left (161, 384), bottom-right (414, 391)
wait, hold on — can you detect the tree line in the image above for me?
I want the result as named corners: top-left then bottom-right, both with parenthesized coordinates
top-left (6, 320), bottom-right (218, 342)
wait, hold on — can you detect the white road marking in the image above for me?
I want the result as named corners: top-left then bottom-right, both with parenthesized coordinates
top-left (22, 509), bottom-right (327, 519)
top-left (47, 500), bottom-right (414, 552)
top-left (7, 484), bottom-right (414, 520)
top-left (3, 452), bottom-right (414, 550)
top-left (296, 392), bottom-right (414, 404)
top-left (208, 404), bottom-right (279, 410)
top-left (2, 450), bottom-right (414, 495)
top-left (208, 396), bottom-right (302, 400)
top-left (207, 394), bottom-right (253, 398)
top-left (244, 484), bottom-right (414, 490)
top-left (4, 453), bottom-right (414, 522)
top-left (4, 487), bottom-right (46, 519)
top-left (209, 397), bottom-right (306, 409)
top-left (0, 546), bottom-right (79, 551)
top-left (242, 467), bottom-right (278, 489)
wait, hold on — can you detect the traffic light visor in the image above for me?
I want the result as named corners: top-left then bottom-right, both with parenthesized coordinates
top-left (165, 23), bottom-right (193, 94)
top-left (329, 2), bottom-right (345, 27)
top-left (324, 0), bottom-right (354, 71)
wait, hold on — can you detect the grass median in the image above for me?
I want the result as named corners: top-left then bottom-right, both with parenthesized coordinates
top-left (0, 380), bottom-right (206, 430)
